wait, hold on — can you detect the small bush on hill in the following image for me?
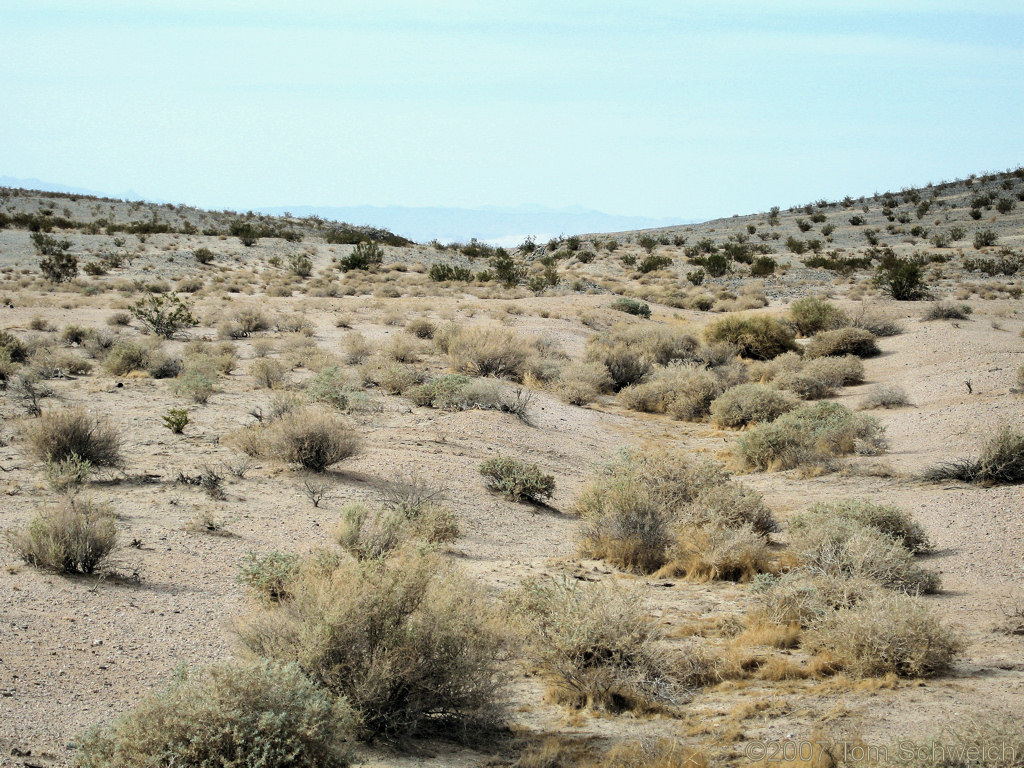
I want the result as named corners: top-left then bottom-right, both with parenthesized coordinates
top-left (337, 241), bottom-right (384, 271)
top-left (858, 384), bottom-right (911, 409)
top-left (266, 407), bottom-right (361, 472)
top-left (552, 362), bottom-right (612, 405)
top-left (131, 293), bottom-right (198, 338)
top-left (479, 456), bottom-right (555, 504)
top-left (447, 326), bottom-right (531, 379)
top-left (703, 314), bottom-right (797, 360)
top-left (611, 297), bottom-right (651, 318)
top-left (28, 408), bottom-right (122, 467)
top-left (710, 383), bottom-right (797, 428)
top-left (795, 498), bottom-right (931, 553)
top-left (5, 498), bottom-right (117, 574)
top-left (74, 661), bottom-right (356, 768)
top-left (922, 302), bottom-right (971, 321)
top-left (874, 258), bottom-right (927, 300)
top-left (804, 327), bottom-right (880, 359)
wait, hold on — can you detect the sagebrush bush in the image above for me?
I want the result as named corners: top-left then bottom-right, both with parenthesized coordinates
top-left (774, 355), bottom-right (864, 400)
top-left (28, 408), bottom-right (122, 467)
top-left (479, 456), bottom-right (555, 503)
top-left (74, 661), bottom-right (356, 768)
top-left (552, 361), bottom-right (612, 405)
top-left (710, 383), bottom-right (797, 428)
top-left (510, 576), bottom-right (719, 711)
top-left (754, 571), bottom-right (880, 627)
top-left (618, 364), bottom-right (725, 422)
top-left (804, 593), bottom-right (962, 677)
top-left (236, 550), bottom-right (507, 742)
top-left (610, 297), bottom-right (651, 318)
top-left (788, 296), bottom-right (849, 336)
top-left (789, 515), bottom-right (939, 593)
top-left (803, 327), bottom-right (879, 359)
top-left (0, 329), bottom-right (30, 363)
top-left (5, 498), bottom-right (117, 574)
top-left (665, 524), bottom-right (773, 581)
top-left (266, 407), bottom-right (361, 472)
top-left (737, 401), bottom-right (885, 471)
top-left (447, 326), bottom-right (531, 379)
top-left (858, 384), bottom-right (911, 410)
top-left (703, 314), bottom-right (797, 360)
top-left (174, 363), bottom-right (216, 404)
top-left (585, 324), bottom-right (700, 391)
top-left (250, 357), bottom-right (287, 389)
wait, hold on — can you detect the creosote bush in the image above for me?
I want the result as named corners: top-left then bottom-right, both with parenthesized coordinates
top-left (74, 661), bottom-right (356, 768)
top-left (703, 314), bottom-right (797, 360)
top-left (5, 498), bottom-right (117, 574)
top-left (479, 456), bottom-right (555, 504)
top-left (265, 407), bottom-right (361, 472)
top-left (130, 292), bottom-right (198, 338)
top-left (28, 408), bottom-right (122, 467)
top-left (236, 549), bottom-right (507, 742)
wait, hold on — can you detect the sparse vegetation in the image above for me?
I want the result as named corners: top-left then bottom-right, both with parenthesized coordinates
top-left (479, 456), bottom-right (555, 504)
top-left (703, 314), bottom-right (797, 360)
top-left (5, 498), bottom-right (117, 574)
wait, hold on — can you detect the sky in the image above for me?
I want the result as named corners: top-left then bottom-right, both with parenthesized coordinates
top-left (2, 1), bottom-right (1023, 222)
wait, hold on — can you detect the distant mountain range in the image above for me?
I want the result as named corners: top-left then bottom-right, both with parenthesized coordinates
top-left (0, 177), bottom-right (691, 244)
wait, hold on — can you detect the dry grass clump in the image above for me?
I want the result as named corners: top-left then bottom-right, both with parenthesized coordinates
top-left (359, 358), bottom-right (425, 394)
top-left (263, 407), bottom-right (361, 472)
top-left (4, 498), bottom-right (117, 574)
top-left (27, 408), bottom-right (122, 467)
top-left (803, 327), bottom-right (880, 359)
top-left (510, 577), bottom-right (721, 712)
top-left (804, 593), bottom-right (962, 678)
top-left (703, 314), bottom-right (797, 360)
top-left (795, 499), bottom-right (931, 554)
top-left (249, 357), bottom-right (287, 389)
top-left (479, 456), bottom-right (555, 504)
top-left (447, 325), bottom-right (531, 378)
top-left (922, 302), bottom-right (972, 321)
top-left (576, 450), bottom-right (776, 574)
top-left (666, 524), bottom-right (774, 581)
top-left (737, 401), bottom-right (885, 472)
top-left (788, 296), bottom-right (849, 336)
top-left (753, 571), bottom-right (879, 627)
top-left (894, 715), bottom-right (1024, 768)
top-left (408, 374), bottom-right (532, 420)
top-left (788, 515), bottom-right (939, 594)
top-left (924, 425), bottom-right (1024, 486)
top-left (858, 384), bottom-right (911, 410)
top-left (552, 361), bottom-right (613, 405)
top-left (74, 661), bottom-right (356, 768)
top-left (337, 502), bottom-right (459, 560)
top-left (710, 383), bottom-right (797, 428)
top-left (236, 549), bottom-right (507, 742)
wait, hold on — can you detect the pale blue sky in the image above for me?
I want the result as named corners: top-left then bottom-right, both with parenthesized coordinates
top-left (2, 1), bottom-right (1022, 220)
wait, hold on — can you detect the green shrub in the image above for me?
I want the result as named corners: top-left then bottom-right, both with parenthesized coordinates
top-left (74, 661), bottom-right (356, 768)
top-left (804, 327), bottom-right (879, 359)
top-left (858, 384), bottom-right (911, 410)
top-left (428, 263), bottom-right (473, 281)
top-left (193, 247), bottom-right (214, 264)
top-left (338, 241), bottom-right (384, 271)
top-left (102, 340), bottom-right (150, 375)
top-left (749, 256), bottom-right (776, 276)
top-left (611, 297), bottom-right (651, 318)
top-left (131, 293), bottom-right (198, 338)
top-left (787, 297), bottom-right (849, 336)
top-left (40, 251), bottom-right (78, 283)
top-left (804, 594), bottom-right (962, 678)
top-left (447, 326), bottom-right (531, 379)
top-left (0, 329), bottom-right (29, 363)
top-left (737, 401), bottom-right (885, 471)
top-left (307, 365), bottom-right (358, 409)
top-left (638, 254), bottom-right (673, 273)
top-left (974, 229), bottom-right (998, 249)
top-left (874, 258), bottom-right (927, 300)
top-left (618, 365), bottom-right (725, 422)
top-left (775, 355), bottom-right (864, 399)
top-left (709, 383), bottom-right (797, 428)
top-left (703, 314), bottom-right (797, 360)
top-left (174, 364), bottom-right (216, 404)
top-left (236, 550), bottom-right (507, 742)
top-left (288, 252), bottom-right (313, 277)
top-left (237, 551), bottom-right (302, 603)
top-left (5, 498), bottom-right (117, 574)
top-left (161, 408), bottom-right (189, 434)
top-left (28, 408), bottom-right (122, 467)
top-left (922, 302), bottom-right (971, 321)
top-left (479, 456), bottom-right (555, 503)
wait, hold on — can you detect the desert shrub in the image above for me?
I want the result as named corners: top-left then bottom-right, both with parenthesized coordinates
top-left (775, 355), bottom-right (864, 399)
top-left (804, 327), bottom-right (879, 359)
top-left (638, 254), bottom-right (673, 273)
top-left (737, 401), bottom-right (885, 471)
top-left (174, 363), bottom-right (216, 404)
top-left (145, 351), bottom-right (182, 379)
top-left (405, 318), bottom-right (435, 338)
top-left (193, 246), bottom-right (214, 264)
top-left (161, 408), bottom-right (189, 434)
top-left (922, 302), bottom-right (971, 321)
top-left (576, 450), bottom-right (776, 573)
top-left (237, 551), bottom-right (302, 603)
top-left (336, 503), bottom-right (409, 561)
top-left (288, 252), bottom-right (313, 277)
top-left (703, 314), bottom-right (796, 360)
top-left (894, 715), bottom-right (1024, 768)
top-left (611, 297), bottom-right (651, 318)
top-left (361, 359), bottom-right (424, 394)
top-left (4, 498), bottom-right (117, 574)
top-left (858, 384), bottom-right (911, 409)
top-left (428, 263), bottom-right (473, 282)
top-left (479, 456), bottom-right (555, 504)
top-left (510, 577), bottom-right (717, 711)
top-left (924, 425), bottom-right (1024, 485)
top-left (130, 292), bottom-right (198, 338)
top-left (552, 361), bottom-right (612, 405)
top-left (789, 515), bottom-right (938, 593)
top-left (236, 550), bottom-right (507, 742)
top-left (250, 357), bottom-right (287, 389)
top-left (74, 661), bottom-right (356, 768)
top-left (265, 407), bottom-right (361, 472)
top-left (665, 524), bottom-right (773, 581)
top-left (974, 229), bottom-right (998, 248)
top-left (338, 241), bottom-right (384, 271)
top-left (753, 571), bottom-right (879, 627)
top-left (749, 256), bottom-right (776, 276)
top-left (45, 453), bottom-right (94, 492)
top-left (874, 258), bottom-right (927, 300)
top-left (787, 297), bottom-right (850, 336)
top-left (0, 329), bottom-right (30, 363)
top-left (804, 593), bottom-right (962, 677)
top-left (586, 342), bottom-right (650, 391)
top-left (447, 326), bottom-right (531, 379)
top-left (102, 340), bottom-right (150, 375)
top-left (28, 408), bottom-right (122, 467)
top-left (342, 331), bottom-right (371, 363)
top-left (795, 498), bottom-right (931, 554)
top-left (307, 365), bottom-right (358, 409)
top-left (710, 383), bottom-right (797, 428)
